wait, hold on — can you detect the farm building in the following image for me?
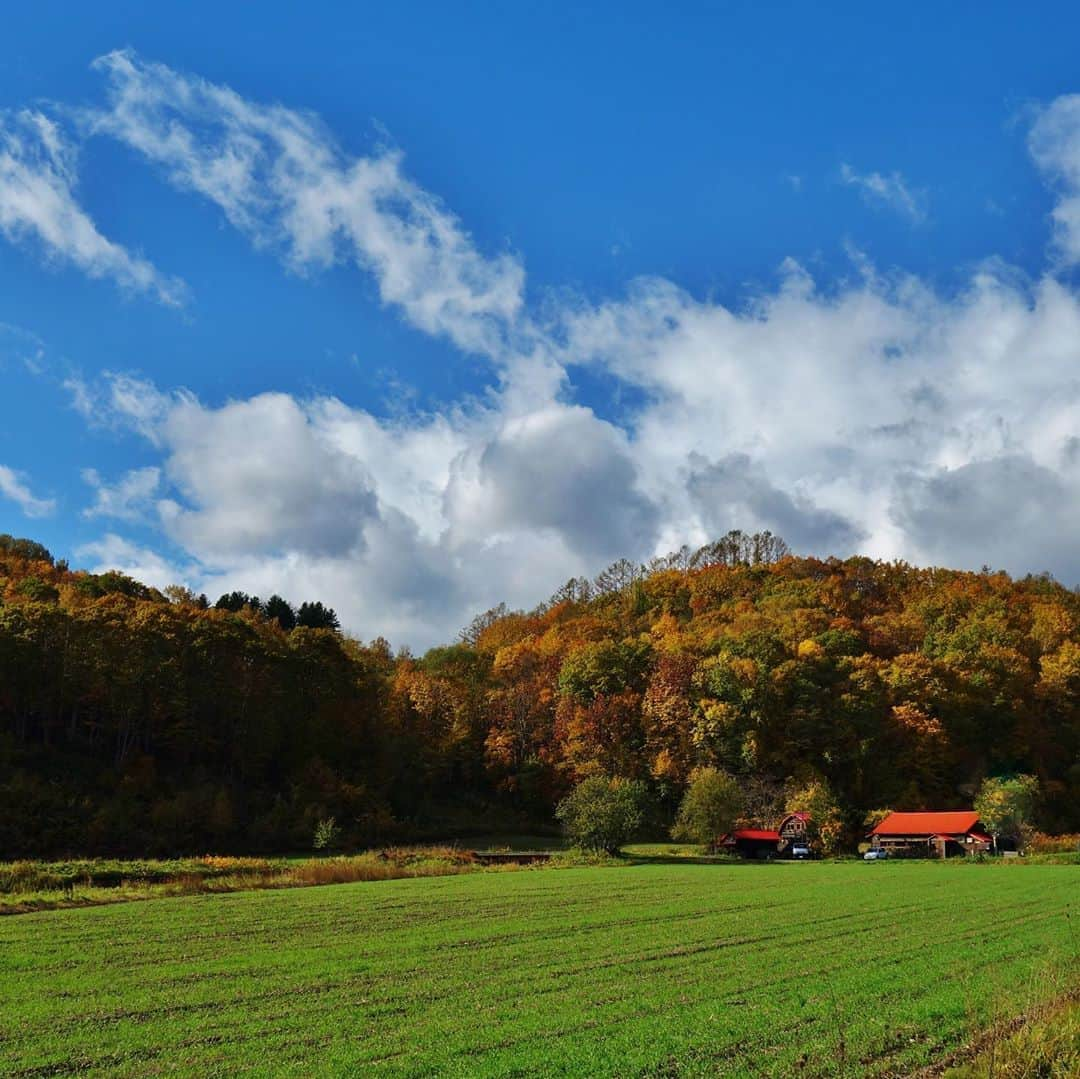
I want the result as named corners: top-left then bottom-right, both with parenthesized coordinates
top-left (777, 811), bottom-right (811, 856)
top-left (719, 814), bottom-right (815, 859)
top-left (719, 828), bottom-right (781, 859)
top-left (868, 811), bottom-right (993, 858)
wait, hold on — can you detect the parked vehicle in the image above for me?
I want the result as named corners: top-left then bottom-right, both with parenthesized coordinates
top-left (790, 846), bottom-right (811, 859)
top-left (863, 848), bottom-right (889, 861)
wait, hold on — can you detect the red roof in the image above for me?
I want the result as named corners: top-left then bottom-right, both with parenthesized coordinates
top-left (870, 811), bottom-right (981, 837)
top-left (968, 832), bottom-right (992, 844)
top-left (728, 828), bottom-right (781, 842)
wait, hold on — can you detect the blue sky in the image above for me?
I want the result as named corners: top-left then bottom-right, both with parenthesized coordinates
top-left (3, 4), bottom-right (1080, 646)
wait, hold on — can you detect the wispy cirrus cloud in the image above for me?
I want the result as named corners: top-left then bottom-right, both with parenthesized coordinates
top-left (840, 163), bottom-right (927, 224)
top-left (1028, 93), bottom-right (1080, 266)
top-left (83, 50), bottom-right (524, 358)
top-left (0, 109), bottom-right (187, 305)
top-left (0, 464), bottom-right (55, 518)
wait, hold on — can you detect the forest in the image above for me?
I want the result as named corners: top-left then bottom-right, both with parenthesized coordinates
top-left (0, 530), bottom-right (1077, 857)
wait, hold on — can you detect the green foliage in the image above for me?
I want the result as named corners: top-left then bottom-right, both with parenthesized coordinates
top-left (670, 767), bottom-right (743, 849)
top-left (14, 577), bottom-right (58, 603)
top-left (264, 594), bottom-right (296, 630)
top-left (0, 534), bottom-right (52, 564)
top-left (297, 600), bottom-right (339, 630)
top-left (558, 639), bottom-right (652, 702)
top-left (555, 776), bottom-right (647, 853)
top-left (72, 571), bottom-right (155, 600)
top-left (785, 776), bottom-right (845, 855)
top-left (974, 774), bottom-right (1041, 849)
top-left (312, 816), bottom-right (341, 851)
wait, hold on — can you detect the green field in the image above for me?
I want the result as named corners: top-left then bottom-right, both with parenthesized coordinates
top-left (1, 862), bottom-right (1076, 1077)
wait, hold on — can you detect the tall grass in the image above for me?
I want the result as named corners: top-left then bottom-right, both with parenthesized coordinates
top-left (0, 847), bottom-right (482, 913)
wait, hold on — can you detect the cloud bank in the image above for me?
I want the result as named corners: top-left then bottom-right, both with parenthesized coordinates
top-left (4, 54), bottom-right (1080, 648)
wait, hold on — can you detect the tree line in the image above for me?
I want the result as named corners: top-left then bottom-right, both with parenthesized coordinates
top-left (0, 530), bottom-right (1077, 857)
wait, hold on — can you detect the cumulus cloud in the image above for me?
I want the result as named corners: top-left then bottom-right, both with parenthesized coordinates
top-left (75, 533), bottom-right (191, 591)
top-left (447, 406), bottom-right (659, 563)
top-left (156, 392), bottom-right (380, 559)
top-left (0, 110), bottom-right (186, 305)
top-left (0, 464), bottom-right (55, 518)
top-left (25, 60), bottom-right (1080, 646)
top-left (891, 455), bottom-right (1080, 579)
top-left (687, 453), bottom-right (865, 554)
top-left (82, 466), bottom-right (161, 520)
top-left (840, 163), bottom-right (926, 223)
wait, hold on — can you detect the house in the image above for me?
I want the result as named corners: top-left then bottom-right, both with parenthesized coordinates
top-left (719, 827), bottom-right (781, 859)
top-left (777, 811), bottom-right (811, 857)
top-left (868, 810), bottom-right (993, 858)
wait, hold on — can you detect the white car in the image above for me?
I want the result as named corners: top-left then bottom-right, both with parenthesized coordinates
top-left (863, 848), bottom-right (889, 860)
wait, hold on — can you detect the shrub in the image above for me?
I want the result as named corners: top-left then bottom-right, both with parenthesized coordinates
top-left (670, 767), bottom-right (743, 851)
top-left (555, 776), bottom-right (647, 854)
top-left (1029, 832), bottom-right (1080, 854)
top-left (313, 817), bottom-right (342, 851)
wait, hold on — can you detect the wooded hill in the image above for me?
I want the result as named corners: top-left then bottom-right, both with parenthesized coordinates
top-left (1, 531), bottom-right (1077, 856)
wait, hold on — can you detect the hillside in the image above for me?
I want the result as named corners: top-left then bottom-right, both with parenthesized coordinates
top-left (1, 531), bottom-right (1078, 856)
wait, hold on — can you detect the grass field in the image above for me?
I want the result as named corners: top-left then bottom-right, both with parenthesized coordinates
top-left (1, 861), bottom-right (1076, 1077)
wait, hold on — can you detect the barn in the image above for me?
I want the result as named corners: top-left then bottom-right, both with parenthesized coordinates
top-left (718, 827), bottom-right (781, 859)
top-left (718, 814), bottom-right (816, 859)
top-left (777, 811), bottom-right (812, 857)
top-left (868, 811), bottom-right (993, 858)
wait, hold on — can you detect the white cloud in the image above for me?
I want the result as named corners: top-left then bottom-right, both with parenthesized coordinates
top-left (75, 251), bottom-right (1080, 648)
top-left (84, 50), bottom-right (523, 357)
top-left (75, 533), bottom-right (191, 591)
top-left (82, 466), bottom-right (161, 520)
top-left (33, 67), bottom-right (1080, 646)
top-left (840, 163), bottom-right (926, 223)
top-left (0, 464), bottom-right (55, 518)
top-left (0, 110), bottom-right (186, 305)
top-left (1029, 94), bottom-right (1080, 266)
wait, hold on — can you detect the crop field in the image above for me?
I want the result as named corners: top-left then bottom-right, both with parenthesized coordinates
top-left (1, 862), bottom-right (1076, 1077)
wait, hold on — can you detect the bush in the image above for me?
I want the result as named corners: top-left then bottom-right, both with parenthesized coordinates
top-left (1029, 832), bottom-right (1080, 854)
top-left (555, 776), bottom-right (647, 854)
top-left (670, 767), bottom-right (743, 851)
top-left (313, 817), bottom-right (342, 851)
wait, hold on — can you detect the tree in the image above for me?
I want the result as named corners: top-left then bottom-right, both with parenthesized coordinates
top-left (297, 601), bottom-right (339, 631)
top-left (264, 595), bottom-right (297, 631)
top-left (785, 777), bottom-right (845, 856)
top-left (555, 776), bottom-right (647, 854)
top-left (670, 767), bottom-right (743, 851)
top-left (974, 775), bottom-right (1040, 851)
top-left (215, 591), bottom-right (261, 614)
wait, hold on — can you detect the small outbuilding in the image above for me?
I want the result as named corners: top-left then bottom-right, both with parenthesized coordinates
top-left (719, 827), bottom-right (781, 859)
top-left (868, 811), bottom-right (993, 858)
